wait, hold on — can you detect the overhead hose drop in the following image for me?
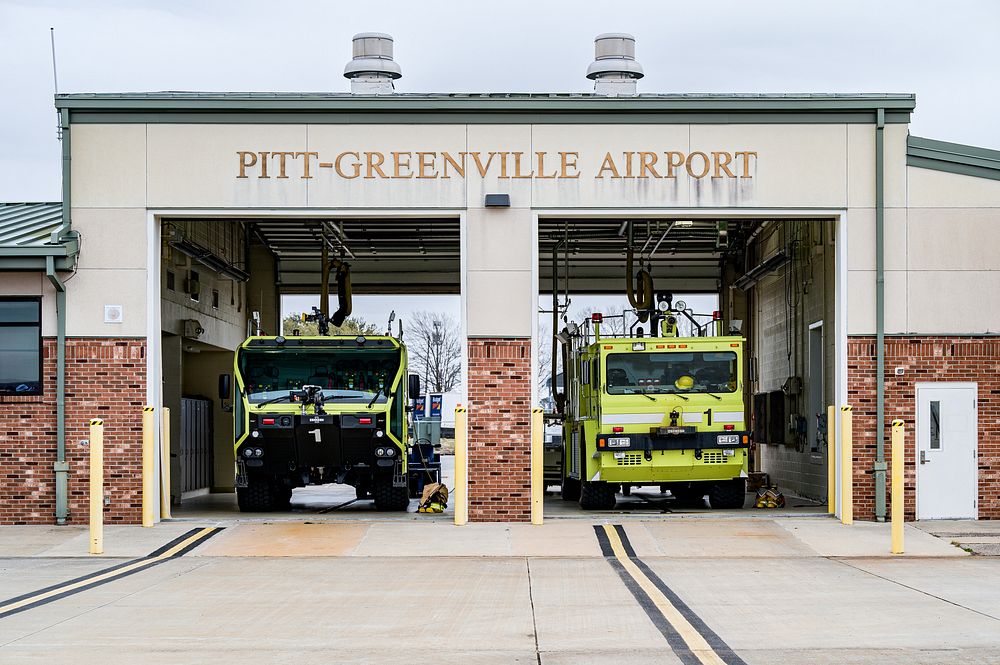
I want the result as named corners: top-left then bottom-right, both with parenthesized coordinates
top-left (625, 246), bottom-right (653, 322)
top-left (331, 261), bottom-right (352, 327)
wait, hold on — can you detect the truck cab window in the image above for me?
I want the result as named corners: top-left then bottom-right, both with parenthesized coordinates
top-left (605, 351), bottom-right (737, 395)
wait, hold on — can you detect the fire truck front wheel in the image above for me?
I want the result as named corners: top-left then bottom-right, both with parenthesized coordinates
top-left (579, 481), bottom-right (617, 510)
top-left (709, 479), bottom-right (747, 509)
top-left (373, 477), bottom-right (411, 511)
top-left (560, 476), bottom-right (581, 502)
top-left (237, 475), bottom-right (283, 512)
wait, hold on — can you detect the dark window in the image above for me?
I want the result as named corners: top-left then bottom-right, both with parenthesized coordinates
top-left (188, 270), bottom-right (200, 302)
top-left (930, 400), bottom-right (941, 449)
top-left (0, 297), bottom-right (42, 396)
top-left (605, 351), bottom-right (738, 395)
top-left (166, 270), bottom-right (175, 291)
top-left (212, 289), bottom-right (220, 310)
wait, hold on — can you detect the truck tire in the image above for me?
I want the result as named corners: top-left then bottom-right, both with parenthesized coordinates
top-left (237, 477), bottom-right (276, 512)
top-left (373, 479), bottom-right (411, 511)
top-left (579, 481), bottom-right (617, 510)
top-left (272, 484), bottom-right (293, 510)
top-left (709, 479), bottom-right (747, 509)
top-left (561, 476), bottom-right (581, 502)
top-left (672, 483), bottom-right (707, 508)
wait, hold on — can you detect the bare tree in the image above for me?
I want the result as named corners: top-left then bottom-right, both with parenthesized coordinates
top-left (537, 322), bottom-right (552, 397)
top-left (573, 304), bottom-right (628, 336)
top-left (283, 313), bottom-right (379, 337)
top-left (407, 311), bottom-right (462, 393)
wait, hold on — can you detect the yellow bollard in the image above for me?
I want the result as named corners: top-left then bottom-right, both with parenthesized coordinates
top-left (89, 418), bottom-right (104, 555)
top-left (531, 408), bottom-right (544, 526)
top-left (840, 405), bottom-right (853, 525)
top-left (827, 404), bottom-right (836, 515)
top-left (160, 407), bottom-right (172, 520)
top-left (142, 406), bottom-right (155, 527)
top-left (891, 419), bottom-right (905, 554)
top-left (454, 406), bottom-right (468, 526)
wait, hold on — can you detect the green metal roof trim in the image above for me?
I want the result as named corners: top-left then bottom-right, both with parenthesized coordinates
top-left (907, 136), bottom-right (1000, 181)
top-left (0, 202), bottom-right (79, 270)
top-left (55, 92), bottom-right (915, 124)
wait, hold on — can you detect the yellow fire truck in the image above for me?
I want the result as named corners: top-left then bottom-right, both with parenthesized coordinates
top-left (558, 293), bottom-right (749, 510)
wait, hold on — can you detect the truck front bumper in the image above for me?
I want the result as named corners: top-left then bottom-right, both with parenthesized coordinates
top-left (597, 447), bottom-right (748, 483)
top-left (598, 430), bottom-right (750, 452)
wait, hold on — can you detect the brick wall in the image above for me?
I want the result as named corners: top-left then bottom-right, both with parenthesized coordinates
top-left (467, 338), bottom-right (531, 522)
top-left (0, 338), bottom-right (146, 525)
top-left (848, 336), bottom-right (1000, 520)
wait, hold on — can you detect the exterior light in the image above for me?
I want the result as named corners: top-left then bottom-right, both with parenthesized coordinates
top-left (484, 194), bottom-right (511, 207)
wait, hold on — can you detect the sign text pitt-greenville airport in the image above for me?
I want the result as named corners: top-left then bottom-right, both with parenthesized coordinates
top-left (236, 150), bottom-right (757, 181)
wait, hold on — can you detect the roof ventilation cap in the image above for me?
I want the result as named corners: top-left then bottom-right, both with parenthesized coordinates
top-left (586, 33), bottom-right (643, 97)
top-left (344, 32), bottom-right (401, 95)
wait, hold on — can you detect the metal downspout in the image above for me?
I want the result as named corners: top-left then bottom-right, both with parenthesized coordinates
top-left (46, 258), bottom-right (68, 524)
top-left (51, 106), bottom-right (72, 524)
top-left (874, 107), bottom-right (887, 521)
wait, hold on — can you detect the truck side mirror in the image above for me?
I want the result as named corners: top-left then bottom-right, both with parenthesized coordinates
top-left (218, 373), bottom-right (231, 400)
top-left (408, 374), bottom-right (421, 398)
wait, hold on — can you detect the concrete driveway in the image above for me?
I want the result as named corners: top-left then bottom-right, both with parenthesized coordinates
top-left (1, 514), bottom-right (998, 664)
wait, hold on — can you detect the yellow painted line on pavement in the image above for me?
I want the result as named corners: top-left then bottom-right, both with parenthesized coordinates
top-left (600, 524), bottom-right (726, 665)
top-left (0, 527), bottom-right (221, 619)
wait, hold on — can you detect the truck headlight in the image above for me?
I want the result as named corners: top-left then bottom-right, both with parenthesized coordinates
top-left (374, 429), bottom-right (384, 438)
top-left (384, 446), bottom-right (395, 457)
top-left (254, 448), bottom-right (264, 457)
top-left (243, 448), bottom-right (254, 458)
top-left (376, 447), bottom-right (385, 457)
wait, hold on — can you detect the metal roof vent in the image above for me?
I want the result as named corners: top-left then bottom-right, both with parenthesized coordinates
top-left (586, 33), bottom-right (643, 96)
top-left (343, 32), bottom-right (402, 94)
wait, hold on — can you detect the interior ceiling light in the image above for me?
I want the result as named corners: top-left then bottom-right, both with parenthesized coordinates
top-left (168, 233), bottom-right (250, 283)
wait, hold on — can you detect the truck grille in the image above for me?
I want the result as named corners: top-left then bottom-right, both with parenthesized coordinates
top-left (616, 453), bottom-right (644, 466)
top-left (702, 451), bottom-right (726, 464)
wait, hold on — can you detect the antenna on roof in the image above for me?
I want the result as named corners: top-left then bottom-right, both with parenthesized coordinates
top-left (50, 28), bottom-right (59, 94)
top-left (50, 28), bottom-right (61, 140)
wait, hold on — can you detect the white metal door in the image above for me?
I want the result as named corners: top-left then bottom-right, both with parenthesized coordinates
top-left (916, 383), bottom-right (978, 519)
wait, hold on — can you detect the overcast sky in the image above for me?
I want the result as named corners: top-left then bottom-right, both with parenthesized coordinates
top-left (2, 0), bottom-right (999, 202)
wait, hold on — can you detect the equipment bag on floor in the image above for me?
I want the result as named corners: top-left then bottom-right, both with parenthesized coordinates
top-left (418, 482), bottom-right (449, 513)
top-left (754, 486), bottom-right (786, 509)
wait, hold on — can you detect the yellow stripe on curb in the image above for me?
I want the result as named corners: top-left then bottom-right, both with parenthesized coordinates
top-left (601, 524), bottom-right (727, 665)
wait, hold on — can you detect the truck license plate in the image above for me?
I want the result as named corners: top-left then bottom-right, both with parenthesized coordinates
top-left (716, 434), bottom-right (739, 445)
top-left (608, 437), bottom-right (630, 448)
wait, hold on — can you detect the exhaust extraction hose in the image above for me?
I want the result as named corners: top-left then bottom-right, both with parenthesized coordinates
top-left (626, 247), bottom-right (653, 322)
top-left (331, 262), bottom-right (352, 327)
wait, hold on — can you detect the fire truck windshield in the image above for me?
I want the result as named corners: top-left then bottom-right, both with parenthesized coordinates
top-left (605, 351), bottom-right (737, 395)
top-left (238, 348), bottom-right (401, 404)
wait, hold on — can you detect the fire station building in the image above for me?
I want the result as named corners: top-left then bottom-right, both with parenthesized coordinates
top-left (2, 33), bottom-right (999, 525)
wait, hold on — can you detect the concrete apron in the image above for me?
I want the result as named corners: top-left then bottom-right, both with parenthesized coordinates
top-left (0, 518), bottom-right (966, 559)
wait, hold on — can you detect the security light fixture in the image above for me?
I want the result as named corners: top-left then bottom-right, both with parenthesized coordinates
top-left (484, 194), bottom-right (511, 208)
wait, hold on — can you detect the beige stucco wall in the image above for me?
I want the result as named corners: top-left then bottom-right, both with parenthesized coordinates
top-left (845, 165), bottom-right (1000, 335)
top-left (132, 122), bottom-right (850, 211)
top-left (63, 120), bottom-right (1000, 339)
top-left (69, 121), bottom-right (864, 338)
top-left (844, 124), bottom-right (909, 335)
top-left (69, 124), bottom-right (150, 338)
